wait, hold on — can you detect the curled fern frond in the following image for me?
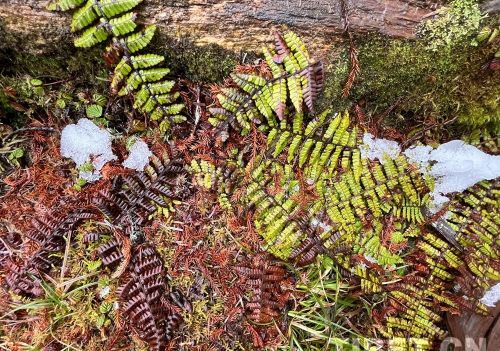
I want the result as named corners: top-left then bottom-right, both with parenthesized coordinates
top-left (6, 208), bottom-right (99, 297)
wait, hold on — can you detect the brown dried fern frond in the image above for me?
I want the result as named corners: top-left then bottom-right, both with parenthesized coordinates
top-left (117, 244), bottom-right (183, 350)
top-left (235, 252), bottom-right (291, 324)
top-left (97, 238), bottom-right (124, 268)
top-left (290, 224), bottom-right (350, 267)
top-left (94, 155), bottom-right (188, 235)
top-left (5, 207), bottom-right (99, 297)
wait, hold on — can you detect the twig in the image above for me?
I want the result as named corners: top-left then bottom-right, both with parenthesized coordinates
top-left (60, 231), bottom-right (73, 280)
top-left (340, 0), bottom-right (360, 98)
top-left (422, 207), bottom-right (462, 251)
top-left (3, 127), bottom-right (58, 142)
top-left (401, 115), bottom-right (458, 148)
top-left (192, 84), bottom-right (202, 135)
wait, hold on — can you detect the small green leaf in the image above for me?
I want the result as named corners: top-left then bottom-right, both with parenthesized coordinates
top-left (56, 98), bottom-right (66, 109)
top-left (86, 260), bottom-right (102, 272)
top-left (99, 302), bottom-right (113, 314)
top-left (33, 87), bottom-right (44, 96)
top-left (93, 93), bottom-right (107, 106)
top-left (95, 314), bottom-right (106, 328)
top-left (86, 104), bottom-right (103, 118)
top-left (8, 148), bottom-right (24, 160)
top-left (73, 177), bottom-right (87, 191)
top-left (78, 162), bottom-right (93, 172)
top-left (30, 79), bottom-right (43, 86)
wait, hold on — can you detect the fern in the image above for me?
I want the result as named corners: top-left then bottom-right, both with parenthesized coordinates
top-left (266, 110), bottom-right (360, 181)
top-left (209, 32), bottom-right (324, 135)
top-left (191, 103), bottom-right (497, 348)
top-left (235, 252), bottom-right (290, 323)
top-left (117, 244), bottom-right (182, 350)
top-left (47, 0), bottom-right (86, 11)
top-left (6, 208), bottom-right (99, 297)
top-left (445, 180), bottom-right (500, 287)
top-left (48, 2), bottom-right (184, 134)
top-left (94, 155), bottom-right (188, 239)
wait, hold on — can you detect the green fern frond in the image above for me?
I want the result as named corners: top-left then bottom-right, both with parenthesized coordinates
top-left (209, 32), bottom-right (324, 135)
top-left (74, 24), bottom-right (109, 47)
top-left (118, 68), bottom-right (171, 96)
top-left (50, 0), bottom-right (184, 135)
top-left (110, 52), bottom-right (166, 91)
top-left (266, 110), bottom-right (361, 179)
top-left (119, 25), bottom-right (157, 53)
top-left (47, 0), bottom-right (86, 11)
top-left (392, 195), bottom-right (428, 224)
top-left (107, 12), bottom-right (138, 37)
top-left (70, 0), bottom-right (142, 32)
top-left (96, 0), bottom-right (143, 18)
top-left (71, 0), bottom-right (98, 31)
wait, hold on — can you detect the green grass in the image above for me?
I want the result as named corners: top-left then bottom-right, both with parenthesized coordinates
top-left (283, 257), bottom-right (376, 351)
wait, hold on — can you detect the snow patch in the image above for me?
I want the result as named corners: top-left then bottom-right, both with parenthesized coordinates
top-left (360, 133), bottom-right (401, 163)
top-left (122, 138), bottom-right (152, 171)
top-left (405, 141), bottom-right (500, 210)
top-left (361, 135), bottom-right (500, 212)
top-left (403, 145), bottom-right (433, 171)
top-left (99, 286), bottom-right (110, 299)
top-left (311, 218), bottom-right (333, 232)
top-left (480, 282), bottom-right (500, 308)
top-left (60, 118), bottom-right (116, 182)
top-left (430, 140), bottom-right (500, 194)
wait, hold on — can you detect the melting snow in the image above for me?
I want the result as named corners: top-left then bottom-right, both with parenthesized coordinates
top-left (405, 140), bottom-right (500, 210)
top-left (361, 134), bottom-right (500, 211)
top-left (360, 133), bottom-right (401, 163)
top-left (480, 282), bottom-right (500, 307)
top-left (122, 138), bottom-right (152, 171)
top-left (60, 118), bottom-right (116, 182)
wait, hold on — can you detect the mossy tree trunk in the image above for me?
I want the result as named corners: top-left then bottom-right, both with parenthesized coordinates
top-left (0, 0), bottom-right (446, 56)
top-left (0, 1), bottom-right (498, 81)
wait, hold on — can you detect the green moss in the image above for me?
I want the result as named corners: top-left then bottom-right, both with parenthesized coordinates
top-left (318, 18), bottom-right (499, 132)
top-left (156, 34), bottom-right (240, 83)
top-left (417, 0), bottom-right (482, 51)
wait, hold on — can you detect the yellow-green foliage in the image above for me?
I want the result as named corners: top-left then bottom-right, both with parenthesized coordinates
top-left (267, 110), bottom-right (360, 181)
top-left (209, 32), bottom-right (323, 135)
top-left (446, 180), bottom-right (500, 286)
top-left (194, 98), bottom-right (498, 347)
top-left (47, 0), bottom-right (185, 134)
top-left (417, 0), bottom-right (482, 51)
top-left (239, 111), bottom-right (431, 263)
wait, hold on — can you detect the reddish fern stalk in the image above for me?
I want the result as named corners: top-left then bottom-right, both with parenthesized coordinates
top-left (340, 0), bottom-right (360, 97)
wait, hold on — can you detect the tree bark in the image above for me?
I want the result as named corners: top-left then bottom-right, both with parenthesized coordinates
top-left (0, 0), bottom-right (447, 57)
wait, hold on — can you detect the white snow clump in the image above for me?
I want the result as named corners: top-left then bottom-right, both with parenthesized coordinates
top-left (404, 140), bottom-right (500, 209)
top-left (480, 282), bottom-right (500, 308)
top-left (360, 133), bottom-right (401, 163)
top-left (122, 138), bottom-right (152, 171)
top-left (360, 133), bottom-right (500, 211)
top-left (60, 118), bottom-right (116, 182)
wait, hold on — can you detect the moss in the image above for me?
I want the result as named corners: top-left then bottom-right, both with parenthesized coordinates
top-left (417, 0), bottom-right (482, 51)
top-left (317, 15), bottom-right (499, 132)
top-left (155, 34), bottom-right (241, 83)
